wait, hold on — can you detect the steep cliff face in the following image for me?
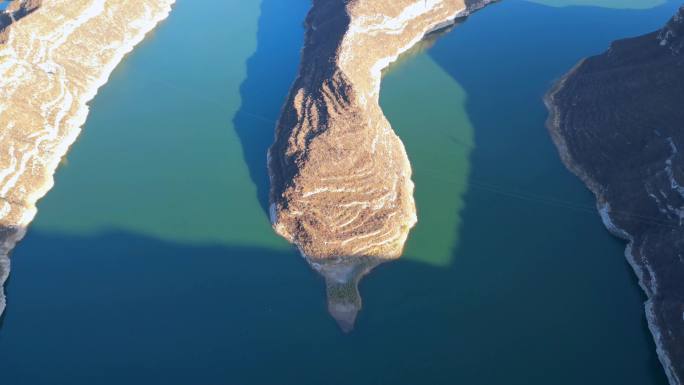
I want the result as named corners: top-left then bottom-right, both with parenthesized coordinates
top-left (0, 0), bottom-right (175, 317)
top-left (546, 6), bottom-right (684, 384)
top-left (268, 0), bottom-right (495, 330)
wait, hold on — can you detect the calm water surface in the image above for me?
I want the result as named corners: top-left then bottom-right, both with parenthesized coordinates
top-left (0, 0), bottom-right (680, 384)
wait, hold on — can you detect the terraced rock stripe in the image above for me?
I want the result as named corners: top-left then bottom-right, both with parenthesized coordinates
top-left (0, 0), bottom-right (175, 317)
top-left (546, 6), bottom-right (684, 384)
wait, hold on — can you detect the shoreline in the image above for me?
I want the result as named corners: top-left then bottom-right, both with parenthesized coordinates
top-left (544, 73), bottom-right (679, 385)
top-left (0, 0), bottom-right (176, 318)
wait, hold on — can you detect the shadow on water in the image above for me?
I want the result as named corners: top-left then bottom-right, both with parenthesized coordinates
top-left (0, 227), bottom-right (544, 385)
top-left (232, 0), bottom-right (308, 214)
top-left (0, 225), bottom-right (670, 385)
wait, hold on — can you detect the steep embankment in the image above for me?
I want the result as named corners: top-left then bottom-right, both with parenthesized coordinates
top-left (546, 6), bottom-right (684, 384)
top-left (0, 0), bottom-right (175, 317)
top-left (268, 0), bottom-right (495, 330)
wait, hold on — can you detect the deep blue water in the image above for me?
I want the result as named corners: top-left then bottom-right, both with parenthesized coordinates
top-left (0, 1), bottom-right (681, 384)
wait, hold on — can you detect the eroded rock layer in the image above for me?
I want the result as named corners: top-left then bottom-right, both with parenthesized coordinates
top-left (546, 6), bottom-right (684, 384)
top-left (268, 0), bottom-right (495, 330)
top-left (269, 0), bottom-right (492, 259)
top-left (0, 0), bottom-right (175, 317)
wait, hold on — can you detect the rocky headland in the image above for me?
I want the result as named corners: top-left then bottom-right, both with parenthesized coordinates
top-left (0, 0), bottom-right (174, 318)
top-left (546, 6), bottom-right (684, 384)
top-left (268, 0), bottom-right (495, 330)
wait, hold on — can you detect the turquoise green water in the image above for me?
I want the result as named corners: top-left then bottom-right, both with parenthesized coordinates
top-left (34, 0), bottom-right (290, 250)
top-left (0, 0), bottom-right (680, 384)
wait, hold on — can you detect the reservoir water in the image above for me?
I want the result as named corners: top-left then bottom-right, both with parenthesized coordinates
top-left (0, 0), bottom-right (680, 384)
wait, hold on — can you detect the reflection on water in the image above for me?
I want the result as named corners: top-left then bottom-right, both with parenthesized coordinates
top-left (233, 0), bottom-right (309, 215)
top-left (310, 256), bottom-right (383, 332)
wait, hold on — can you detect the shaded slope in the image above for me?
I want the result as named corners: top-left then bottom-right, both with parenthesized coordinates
top-left (546, 5), bottom-right (684, 384)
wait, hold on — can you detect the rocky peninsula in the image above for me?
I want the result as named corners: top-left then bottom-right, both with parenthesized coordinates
top-left (268, 0), bottom-right (495, 330)
top-left (0, 0), bottom-right (174, 318)
top-left (546, 6), bottom-right (684, 384)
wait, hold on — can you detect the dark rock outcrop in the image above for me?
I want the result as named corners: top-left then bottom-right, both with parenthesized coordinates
top-left (546, 6), bottom-right (684, 384)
